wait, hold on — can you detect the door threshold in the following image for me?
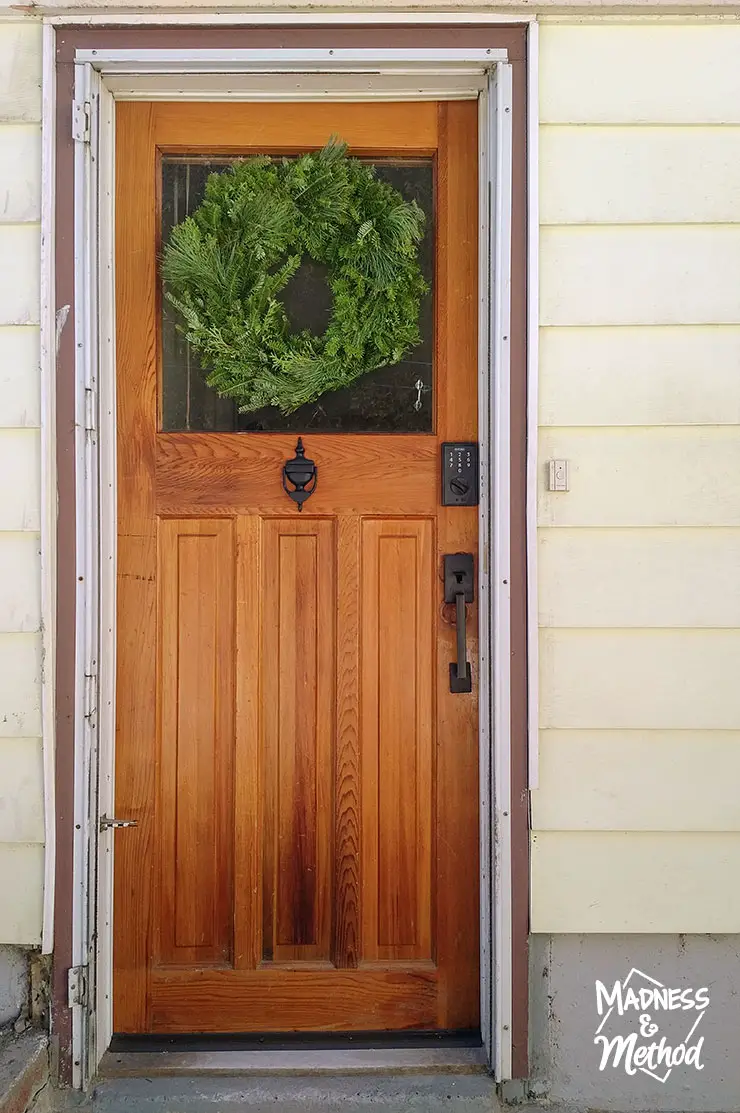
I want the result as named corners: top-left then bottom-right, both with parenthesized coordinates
top-left (99, 1032), bottom-right (486, 1078)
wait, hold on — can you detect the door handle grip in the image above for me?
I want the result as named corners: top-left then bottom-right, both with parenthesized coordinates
top-left (451, 590), bottom-right (472, 693)
top-left (444, 553), bottom-right (474, 694)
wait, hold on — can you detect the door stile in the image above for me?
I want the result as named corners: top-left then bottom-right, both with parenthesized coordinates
top-left (234, 515), bottom-right (262, 970)
top-left (334, 514), bottom-right (361, 969)
top-left (434, 100), bottom-right (480, 1028)
top-left (114, 101), bottom-right (158, 1034)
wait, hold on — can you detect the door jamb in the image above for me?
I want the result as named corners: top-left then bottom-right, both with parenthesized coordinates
top-left (63, 44), bottom-right (519, 1088)
top-left (479, 62), bottom-right (514, 1079)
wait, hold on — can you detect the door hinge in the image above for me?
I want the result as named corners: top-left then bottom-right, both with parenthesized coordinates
top-left (68, 965), bottom-right (88, 1009)
top-left (72, 99), bottom-right (91, 144)
top-left (84, 664), bottom-right (97, 726)
top-left (84, 387), bottom-right (97, 435)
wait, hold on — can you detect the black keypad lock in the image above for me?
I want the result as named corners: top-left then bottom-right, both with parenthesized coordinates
top-left (441, 443), bottom-right (479, 506)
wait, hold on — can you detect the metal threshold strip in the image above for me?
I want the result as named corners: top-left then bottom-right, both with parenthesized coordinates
top-left (100, 1031), bottom-right (487, 1078)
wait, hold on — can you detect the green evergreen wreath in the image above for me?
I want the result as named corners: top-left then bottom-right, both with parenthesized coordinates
top-left (161, 139), bottom-right (428, 415)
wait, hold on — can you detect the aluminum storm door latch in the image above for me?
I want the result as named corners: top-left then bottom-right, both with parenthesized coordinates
top-left (99, 816), bottom-right (138, 831)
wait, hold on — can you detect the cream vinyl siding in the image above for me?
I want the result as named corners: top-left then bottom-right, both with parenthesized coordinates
top-left (533, 22), bottom-right (740, 933)
top-left (541, 127), bottom-right (740, 226)
top-left (533, 733), bottom-right (740, 833)
top-left (540, 326), bottom-right (740, 427)
top-left (0, 14), bottom-right (737, 944)
top-left (0, 21), bottom-right (43, 945)
top-left (542, 226), bottom-right (740, 327)
top-left (539, 24), bottom-right (740, 125)
top-left (531, 832), bottom-right (740, 934)
top-left (539, 427), bottom-right (740, 528)
top-left (539, 529), bottom-right (740, 628)
top-left (540, 629), bottom-right (740, 732)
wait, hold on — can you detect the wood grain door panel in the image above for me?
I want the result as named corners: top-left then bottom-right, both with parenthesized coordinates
top-left (114, 99), bottom-right (479, 1034)
top-left (361, 519), bottom-right (434, 963)
top-left (157, 519), bottom-right (235, 968)
top-left (262, 518), bottom-right (335, 963)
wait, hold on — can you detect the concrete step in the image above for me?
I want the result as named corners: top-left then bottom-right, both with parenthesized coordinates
top-left (0, 1031), bottom-right (48, 1113)
top-left (87, 1073), bottom-right (499, 1113)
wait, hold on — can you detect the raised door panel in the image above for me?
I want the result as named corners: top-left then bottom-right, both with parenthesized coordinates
top-left (156, 519), bottom-right (235, 967)
top-left (261, 518), bottom-right (335, 964)
top-left (361, 518), bottom-right (434, 963)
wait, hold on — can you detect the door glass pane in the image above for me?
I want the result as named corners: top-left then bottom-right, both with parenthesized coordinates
top-left (160, 156), bottom-right (435, 433)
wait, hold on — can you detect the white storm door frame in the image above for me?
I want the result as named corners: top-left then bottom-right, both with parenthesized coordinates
top-left (69, 47), bottom-right (515, 1087)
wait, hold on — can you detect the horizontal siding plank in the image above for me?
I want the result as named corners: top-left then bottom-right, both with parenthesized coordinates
top-left (539, 427), bottom-right (740, 528)
top-left (539, 528), bottom-right (740, 628)
top-left (542, 226), bottom-right (740, 327)
top-left (541, 125), bottom-right (740, 225)
top-left (540, 24), bottom-right (740, 125)
top-left (0, 737), bottom-right (43, 842)
top-left (532, 730), bottom-right (740, 832)
top-left (0, 25), bottom-right (41, 124)
top-left (0, 226), bottom-right (39, 326)
top-left (0, 533), bottom-right (40, 632)
top-left (540, 326), bottom-right (740, 427)
top-left (0, 430), bottom-right (39, 531)
top-left (531, 831), bottom-right (740, 933)
top-left (0, 126), bottom-right (41, 223)
top-left (541, 629), bottom-right (740, 730)
top-left (0, 327), bottom-right (40, 428)
top-left (0, 633), bottom-right (41, 737)
top-left (0, 842), bottom-right (42, 943)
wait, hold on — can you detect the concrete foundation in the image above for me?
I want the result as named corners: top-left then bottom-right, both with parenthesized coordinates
top-left (0, 951), bottom-right (29, 1030)
top-left (529, 934), bottom-right (740, 1112)
top-left (80, 1075), bottom-right (499, 1113)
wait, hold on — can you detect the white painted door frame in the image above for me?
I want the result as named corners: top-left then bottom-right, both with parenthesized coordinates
top-left (57, 40), bottom-right (526, 1088)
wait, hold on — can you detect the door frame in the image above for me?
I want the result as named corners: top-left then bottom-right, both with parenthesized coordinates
top-left (46, 24), bottom-right (533, 1089)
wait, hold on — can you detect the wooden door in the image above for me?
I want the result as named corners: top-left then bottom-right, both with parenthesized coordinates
top-left (114, 100), bottom-right (479, 1034)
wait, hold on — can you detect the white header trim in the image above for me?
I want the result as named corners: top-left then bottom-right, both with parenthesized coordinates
top-left (80, 47), bottom-right (507, 100)
top-left (45, 11), bottom-right (536, 24)
top-left (79, 47), bottom-right (507, 76)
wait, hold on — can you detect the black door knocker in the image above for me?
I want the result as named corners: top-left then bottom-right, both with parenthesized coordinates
top-left (282, 437), bottom-right (318, 511)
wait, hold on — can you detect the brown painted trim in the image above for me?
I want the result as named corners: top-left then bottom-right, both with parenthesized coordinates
top-left (53, 22), bottom-right (529, 1085)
